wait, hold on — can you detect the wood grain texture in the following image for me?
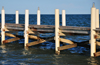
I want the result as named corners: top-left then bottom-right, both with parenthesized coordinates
top-left (58, 43), bottom-right (77, 51)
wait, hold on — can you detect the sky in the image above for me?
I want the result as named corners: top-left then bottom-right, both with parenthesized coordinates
top-left (0, 0), bottom-right (100, 14)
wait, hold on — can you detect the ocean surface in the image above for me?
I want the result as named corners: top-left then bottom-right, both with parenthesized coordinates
top-left (0, 14), bottom-right (100, 65)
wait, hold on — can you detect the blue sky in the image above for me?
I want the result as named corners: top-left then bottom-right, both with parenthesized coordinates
top-left (0, 0), bottom-right (100, 14)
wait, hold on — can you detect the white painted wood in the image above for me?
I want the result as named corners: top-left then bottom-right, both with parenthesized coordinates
top-left (96, 9), bottom-right (99, 28)
top-left (91, 3), bottom-right (96, 57)
top-left (16, 10), bottom-right (19, 24)
top-left (55, 9), bottom-right (60, 54)
top-left (62, 10), bottom-right (66, 46)
top-left (37, 7), bottom-right (40, 25)
top-left (24, 10), bottom-right (29, 46)
top-left (1, 6), bottom-right (5, 44)
top-left (62, 10), bottom-right (66, 26)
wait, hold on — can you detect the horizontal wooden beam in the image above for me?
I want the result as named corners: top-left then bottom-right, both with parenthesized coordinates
top-left (5, 33), bottom-right (16, 37)
top-left (59, 31), bottom-right (66, 36)
top-left (59, 38), bottom-right (74, 44)
top-left (61, 30), bottom-right (90, 34)
top-left (29, 25), bottom-right (55, 29)
top-left (5, 33), bottom-right (24, 39)
top-left (96, 41), bottom-right (100, 46)
top-left (94, 34), bottom-right (100, 39)
top-left (60, 26), bottom-right (90, 30)
top-left (59, 31), bottom-right (90, 36)
top-left (94, 51), bottom-right (100, 57)
top-left (6, 26), bottom-right (24, 31)
top-left (0, 23), bottom-right (91, 34)
top-left (29, 25), bottom-right (90, 30)
top-left (3, 37), bottom-right (20, 44)
top-left (94, 28), bottom-right (100, 31)
top-left (5, 23), bottom-right (24, 27)
top-left (28, 28), bottom-right (36, 34)
top-left (26, 37), bottom-right (54, 47)
top-left (31, 28), bottom-right (54, 33)
top-left (58, 43), bottom-right (77, 51)
top-left (26, 41), bottom-right (40, 47)
top-left (90, 41), bottom-right (100, 46)
top-left (0, 23), bottom-right (91, 31)
top-left (28, 35), bottom-right (38, 40)
top-left (5, 27), bottom-right (9, 31)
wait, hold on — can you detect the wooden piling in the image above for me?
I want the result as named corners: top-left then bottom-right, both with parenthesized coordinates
top-left (62, 10), bottom-right (66, 26)
top-left (1, 6), bottom-right (5, 44)
top-left (37, 7), bottom-right (40, 25)
top-left (16, 10), bottom-right (19, 24)
top-left (91, 3), bottom-right (96, 57)
top-left (96, 9), bottom-right (99, 28)
top-left (55, 9), bottom-right (60, 55)
top-left (24, 10), bottom-right (29, 46)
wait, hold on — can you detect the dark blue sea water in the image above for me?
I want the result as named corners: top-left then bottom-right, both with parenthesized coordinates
top-left (0, 14), bottom-right (100, 65)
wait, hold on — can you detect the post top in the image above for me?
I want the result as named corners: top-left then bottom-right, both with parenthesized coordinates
top-left (2, 6), bottom-right (4, 10)
top-left (38, 7), bottom-right (40, 10)
top-left (92, 2), bottom-right (95, 7)
top-left (55, 9), bottom-right (59, 10)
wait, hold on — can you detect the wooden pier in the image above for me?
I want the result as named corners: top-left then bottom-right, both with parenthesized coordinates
top-left (0, 3), bottom-right (100, 57)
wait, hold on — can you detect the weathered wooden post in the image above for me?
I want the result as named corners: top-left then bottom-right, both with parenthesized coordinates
top-left (55, 9), bottom-right (60, 55)
top-left (62, 10), bottom-right (66, 26)
top-left (1, 6), bottom-right (5, 44)
top-left (96, 9), bottom-right (99, 28)
top-left (91, 3), bottom-right (96, 57)
top-left (16, 10), bottom-right (19, 24)
top-left (24, 10), bottom-right (29, 46)
top-left (37, 7), bottom-right (40, 25)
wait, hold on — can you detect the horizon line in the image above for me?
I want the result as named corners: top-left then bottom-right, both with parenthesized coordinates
top-left (0, 13), bottom-right (94, 15)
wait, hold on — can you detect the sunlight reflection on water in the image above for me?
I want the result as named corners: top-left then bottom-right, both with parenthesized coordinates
top-left (87, 57), bottom-right (99, 65)
top-left (0, 45), bottom-right (7, 53)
